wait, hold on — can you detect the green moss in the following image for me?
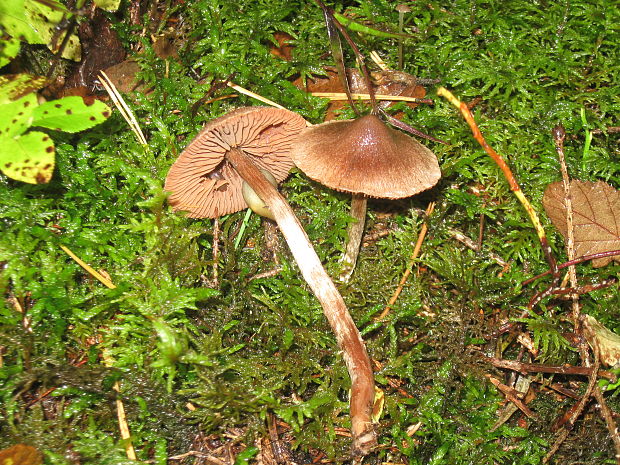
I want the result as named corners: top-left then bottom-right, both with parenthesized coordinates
top-left (1, 0), bottom-right (619, 463)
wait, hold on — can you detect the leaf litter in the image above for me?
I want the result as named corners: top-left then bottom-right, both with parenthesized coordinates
top-left (543, 180), bottom-right (620, 268)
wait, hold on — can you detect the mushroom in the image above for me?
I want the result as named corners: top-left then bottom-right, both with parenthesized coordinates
top-left (289, 113), bottom-right (441, 281)
top-left (165, 106), bottom-right (377, 455)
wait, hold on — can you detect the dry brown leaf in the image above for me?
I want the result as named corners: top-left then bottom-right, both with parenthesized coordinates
top-left (292, 67), bottom-right (426, 120)
top-left (542, 180), bottom-right (620, 267)
top-left (0, 444), bottom-right (43, 465)
top-left (269, 32), bottom-right (295, 61)
top-left (582, 315), bottom-right (620, 367)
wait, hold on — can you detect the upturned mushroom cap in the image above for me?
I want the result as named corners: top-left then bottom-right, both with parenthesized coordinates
top-left (289, 114), bottom-right (440, 199)
top-left (165, 106), bottom-right (306, 218)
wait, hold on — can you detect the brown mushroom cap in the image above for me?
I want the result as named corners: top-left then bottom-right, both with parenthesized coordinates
top-left (290, 114), bottom-right (441, 199)
top-left (165, 106), bottom-right (306, 218)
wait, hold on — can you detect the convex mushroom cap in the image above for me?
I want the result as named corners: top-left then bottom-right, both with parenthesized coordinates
top-left (289, 114), bottom-right (441, 199)
top-left (165, 106), bottom-right (306, 218)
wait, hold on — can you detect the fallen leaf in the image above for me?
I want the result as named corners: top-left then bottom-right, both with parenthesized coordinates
top-left (293, 67), bottom-right (426, 120)
top-left (101, 60), bottom-right (149, 94)
top-left (269, 32), bottom-right (295, 61)
top-left (0, 74), bottom-right (47, 104)
top-left (582, 315), bottom-right (620, 367)
top-left (542, 180), bottom-right (620, 267)
top-left (0, 444), bottom-right (43, 465)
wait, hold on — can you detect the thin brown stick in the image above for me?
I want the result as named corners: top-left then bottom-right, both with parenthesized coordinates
top-left (552, 126), bottom-right (619, 462)
top-left (591, 126), bottom-right (620, 134)
top-left (168, 451), bottom-right (227, 464)
top-left (543, 343), bottom-right (600, 463)
top-left (487, 375), bottom-right (538, 419)
top-left (553, 125), bottom-right (580, 319)
top-left (447, 228), bottom-right (508, 267)
top-left (477, 214), bottom-right (485, 253)
top-left (378, 202), bottom-right (435, 320)
top-left (484, 356), bottom-right (616, 382)
top-left (594, 387), bottom-right (620, 463)
top-left (523, 250), bottom-right (620, 285)
top-left (437, 87), bottom-right (557, 274)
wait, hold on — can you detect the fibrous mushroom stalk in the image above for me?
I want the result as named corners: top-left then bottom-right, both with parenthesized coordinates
top-left (339, 194), bottom-right (368, 282)
top-left (225, 147), bottom-right (377, 455)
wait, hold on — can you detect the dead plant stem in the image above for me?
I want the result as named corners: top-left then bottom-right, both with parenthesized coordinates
top-left (437, 87), bottom-right (557, 274)
top-left (379, 202), bottom-right (435, 320)
top-left (553, 125), bottom-right (579, 318)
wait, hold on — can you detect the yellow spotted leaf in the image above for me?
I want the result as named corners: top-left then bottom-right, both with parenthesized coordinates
top-left (94, 0), bottom-right (121, 11)
top-left (0, 74), bottom-right (47, 104)
top-left (0, 130), bottom-right (55, 184)
top-left (32, 96), bottom-right (112, 133)
top-left (24, 0), bottom-right (81, 61)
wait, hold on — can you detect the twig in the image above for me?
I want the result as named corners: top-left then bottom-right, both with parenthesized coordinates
top-left (483, 356), bottom-right (616, 382)
top-left (60, 245), bottom-right (116, 289)
top-left (594, 387), bottom-right (620, 463)
top-left (543, 341), bottom-right (600, 463)
top-left (248, 267), bottom-right (282, 281)
top-left (523, 250), bottom-right (620, 285)
top-left (492, 374), bottom-right (533, 431)
top-left (378, 202), bottom-right (435, 320)
top-left (226, 82), bottom-right (287, 110)
top-left (553, 125), bottom-right (580, 319)
top-left (99, 71), bottom-right (147, 146)
top-left (447, 227), bottom-right (508, 268)
top-left (487, 375), bottom-right (538, 419)
top-left (102, 351), bottom-right (137, 461)
top-left (310, 92), bottom-right (433, 105)
top-left (437, 87), bottom-right (557, 274)
top-left (267, 413), bottom-right (286, 465)
top-left (369, 51), bottom-right (388, 70)
top-left (591, 126), bottom-right (620, 134)
top-left (585, 319), bottom-right (620, 462)
top-left (60, 245), bottom-right (136, 460)
top-left (168, 451), bottom-right (227, 464)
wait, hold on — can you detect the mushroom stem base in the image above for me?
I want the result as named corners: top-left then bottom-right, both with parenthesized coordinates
top-left (226, 147), bottom-right (377, 455)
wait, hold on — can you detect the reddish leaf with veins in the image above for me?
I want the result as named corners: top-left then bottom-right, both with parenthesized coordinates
top-left (543, 180), bottom-right (620, 267)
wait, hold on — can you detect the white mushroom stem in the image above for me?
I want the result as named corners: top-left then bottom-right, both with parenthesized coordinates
top-left (339, 194), bottom-right (368, 282)
top-left (226, 147), bottom-right (377, 455)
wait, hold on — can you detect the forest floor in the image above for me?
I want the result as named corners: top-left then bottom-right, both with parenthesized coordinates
top-left (1, 1), bottom-right (620, 464)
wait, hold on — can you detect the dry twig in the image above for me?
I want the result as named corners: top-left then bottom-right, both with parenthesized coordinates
top-left (59, 245), bottom-right (136, 460)
top-left (378, 202), bottom-right (435, 320)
